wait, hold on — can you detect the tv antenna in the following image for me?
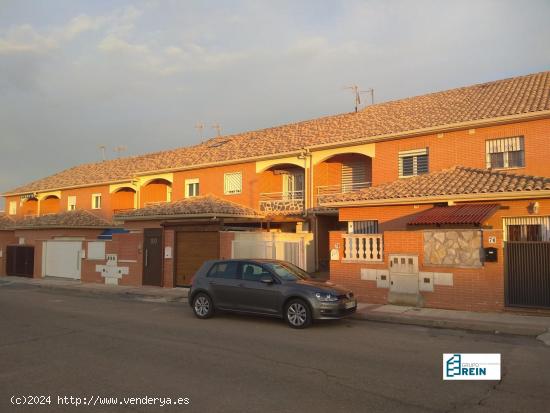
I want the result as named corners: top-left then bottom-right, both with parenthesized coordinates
top-left (195, 122), bottom-right (205, 139)
top-left (344, 85), bottom-right (375, 112)
top-left (212, 123), bottom-right (222, 137)
top-left (98, 145), bottom-right (107, 161)
top-left (114, 145), bottom-right (127, 158)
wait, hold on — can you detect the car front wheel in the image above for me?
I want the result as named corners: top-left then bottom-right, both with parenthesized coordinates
top-left (192, 293), bottom-right (214, 319)
top-left (284, 299), bottom-right (312, 329)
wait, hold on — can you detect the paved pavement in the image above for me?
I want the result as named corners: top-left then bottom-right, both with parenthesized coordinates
top-left (1, 283), bottom-right (549, 413)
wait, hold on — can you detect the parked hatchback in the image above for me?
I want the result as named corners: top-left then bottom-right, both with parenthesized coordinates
top-left (189, 259), bottom-right (357, 328)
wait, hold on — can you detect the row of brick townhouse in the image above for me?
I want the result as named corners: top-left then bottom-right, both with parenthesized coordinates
top-left (1, 70), bottom-right (549, 311)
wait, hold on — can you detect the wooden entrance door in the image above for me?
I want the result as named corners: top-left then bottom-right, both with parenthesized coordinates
top-left (143, 229), bottom-right (163, 286)
top-left (175, 231), bottom-right (220, 286)
top-left (6, 246), bottom-right (35, 277)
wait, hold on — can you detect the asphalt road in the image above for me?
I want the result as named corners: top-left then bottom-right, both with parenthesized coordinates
top-left (1, 284), bottom-right (549, 413)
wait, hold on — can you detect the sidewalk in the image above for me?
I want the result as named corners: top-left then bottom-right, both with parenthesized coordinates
top-left (0, 276), bottom-right (188, 303)
top-left (355, 303), bottom-right (550, 344)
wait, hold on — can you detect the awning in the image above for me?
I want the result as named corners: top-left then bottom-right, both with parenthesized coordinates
top-left (98, 228), bottom-right (129, 240)
top-left (408, 204), bottom-right (499, 226)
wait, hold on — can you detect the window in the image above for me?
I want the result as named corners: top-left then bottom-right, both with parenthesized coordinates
top-left (399, 148), bottom-right (429, 177)
top-left (224, 172), bottom-right (242, 195)
top-left (486, 136), bottom-right (524, 169)
top-left (9, 201), bottom-right (17, 215)
top-left (207, 261), bottom-right (239, 279)
top-left (92, 194), bottom-right (102, 209)
top-left (349, 220), bottom-right (379, 234)
top-left (67, 196), bottom-right (77, 211)
top-left (185, 179), bottom-right (200, 198)
top-left (240, 263), bottom-right (272, 282)
top-left (342, 161), bottom-right (367, 192)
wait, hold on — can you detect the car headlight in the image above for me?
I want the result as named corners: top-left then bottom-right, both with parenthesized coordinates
top-left (315, 292), bottom-right (339, 302)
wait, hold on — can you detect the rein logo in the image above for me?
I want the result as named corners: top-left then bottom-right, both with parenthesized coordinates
top-left (443, 353), bottom-right (501, 380)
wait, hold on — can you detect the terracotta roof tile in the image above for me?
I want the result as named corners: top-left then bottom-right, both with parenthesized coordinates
top-left (320, 166), bottom-right (550, 205)
top-left (407, 204), bottom-right (499, 226)
top-left (0, 215), bottom-right (15, 230)
top-left (115, 195), bottom-right (263, 220)
top-left (6, 71), bottom-right (550, 195)
top-left (13, 210), bottom-right (113, 229)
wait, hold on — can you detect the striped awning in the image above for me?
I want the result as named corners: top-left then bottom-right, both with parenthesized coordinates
top-left (408, 204), bottom-right (499, 226)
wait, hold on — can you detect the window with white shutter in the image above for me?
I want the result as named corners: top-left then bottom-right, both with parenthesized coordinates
top-left (486, 136), bottom-right (524, 169)
top-left (342, 161), bottom-right (367, 192)
top-left (224, 172), bottom-right (242, 195)
top-left (67, 196), bottom-right (77, 211)
top-left (399, 148), bottom-right (429, 177)
top-left (9, 201), bottom-right (17, 215)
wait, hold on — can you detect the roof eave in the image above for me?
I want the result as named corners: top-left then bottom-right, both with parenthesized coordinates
top-left (321, 190), bottom-right (550, 208)
top-left (116, 213), bottom-right (264, 221)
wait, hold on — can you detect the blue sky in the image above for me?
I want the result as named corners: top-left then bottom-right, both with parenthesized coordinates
top-left (1, 0), bottom-right (549, 208)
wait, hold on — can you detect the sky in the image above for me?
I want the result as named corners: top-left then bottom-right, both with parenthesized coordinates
top-left (1, 0), bottom-right (550, 209)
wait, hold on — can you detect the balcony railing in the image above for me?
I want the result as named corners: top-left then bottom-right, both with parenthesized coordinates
top-left (342, 233), bottom-right (383, 262)
top-left (316, 181), bottom-right (371, 204)
top-left (259, 191), bottom-right (304, 214)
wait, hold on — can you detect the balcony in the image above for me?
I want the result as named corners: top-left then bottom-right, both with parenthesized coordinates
top-left (259, 191), bottom-right (304, 214)
top-left (342, 233), bottom-right (383, 262)
top-left (316, 181), bottom-right (371, 205)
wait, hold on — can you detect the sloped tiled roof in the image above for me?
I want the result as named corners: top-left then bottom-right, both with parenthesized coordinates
top-left (408, 204), bottom-right (500, 226)
top-left (0, 215), bottom-right (15, 230)
top-left (320, 166), bottom-right (550, 205)
top-left (5, 71), bottom-right (550, 195)
top-left (14, 210), bottom-right (113, 229)
top-left (115, 195), bottom-right (263, 220)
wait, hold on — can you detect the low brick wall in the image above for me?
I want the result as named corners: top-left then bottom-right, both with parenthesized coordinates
top-left (329, 229), bottom-right (504, 311)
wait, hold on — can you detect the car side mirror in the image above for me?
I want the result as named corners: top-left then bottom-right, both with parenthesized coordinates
top-left (260, 275), bottom-right (274, 284)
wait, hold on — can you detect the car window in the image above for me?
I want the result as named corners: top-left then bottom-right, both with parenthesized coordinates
top-left (240, 263), bottom-right (272, 282)
top-left (264, 262), bottom-right (310, 281)
top-left (207, 261), bottom-right (239, 279)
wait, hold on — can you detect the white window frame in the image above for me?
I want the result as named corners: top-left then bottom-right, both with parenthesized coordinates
top-left (9, 201), bottom-right (17, 215)
top-left (486, 136), bottom-right (525, 169)
top-left (91, 193), bottom-right (102, 210)
top-left (224, 172), bottom-right (242, 195)
top-left (398, 148), bottom-right (429, 178)
top-left (185, 178), bottom-right (200, 198)
top-left (67, 196), bottom-right (77, 211)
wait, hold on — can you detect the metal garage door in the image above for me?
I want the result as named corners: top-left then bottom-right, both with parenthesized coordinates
top-left (43, 241), bottom-right (82, 279)
top-left (175, 231), bottom-right (219, 286)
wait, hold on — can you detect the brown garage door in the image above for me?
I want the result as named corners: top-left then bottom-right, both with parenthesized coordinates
top-left (175, 231), bottom-right (220, 286)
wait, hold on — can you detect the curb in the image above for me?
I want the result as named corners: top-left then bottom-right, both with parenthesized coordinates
top-left (2, 279), bottom-right (188, 304)
top-left (352, 312), bottom-right (549, 337)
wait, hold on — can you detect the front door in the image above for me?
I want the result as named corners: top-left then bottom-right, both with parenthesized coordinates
top-left (6, 246), bottom-right (34, 277)
top-left (143, 228), bottom-right (163, 286)
top-left (237, 262), bottom-right (282, 315)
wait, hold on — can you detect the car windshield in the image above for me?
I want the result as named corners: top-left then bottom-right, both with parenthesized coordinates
top-left (264, 262), bottom-right (311, 281)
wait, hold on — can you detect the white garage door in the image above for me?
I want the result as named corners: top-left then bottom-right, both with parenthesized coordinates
top-left (43, 241), bottom-right (82, 279)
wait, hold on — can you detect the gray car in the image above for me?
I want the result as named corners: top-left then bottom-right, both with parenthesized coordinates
top-left (189, 259), bottom-right (357, 328)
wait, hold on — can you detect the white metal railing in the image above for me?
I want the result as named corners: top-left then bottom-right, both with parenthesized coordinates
top-left (259, 191), bottom-right (304, 214)
top-left (316, 181), bottom-right (371, 204)
top-left (342, 233), bottom-right (383, 262)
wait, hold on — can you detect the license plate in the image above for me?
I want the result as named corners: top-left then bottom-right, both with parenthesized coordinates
top-left (345, 300), bottom-right (356, 309)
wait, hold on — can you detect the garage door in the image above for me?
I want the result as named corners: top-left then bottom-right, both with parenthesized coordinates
top-left (43, 241), bottom-right (82, 279)
top-left (175, 231), bottom-right (219, 286)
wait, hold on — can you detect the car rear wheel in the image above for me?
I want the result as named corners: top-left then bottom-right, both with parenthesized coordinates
top-left (285, 299), bottom-right (312, 329)
top-left (192, 293), bottom-right (214, 319)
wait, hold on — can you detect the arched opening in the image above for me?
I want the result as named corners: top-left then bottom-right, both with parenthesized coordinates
top-left (112, 187), bottom-right (136, 212)
top-left (140, 179), bottom-right (172, 207)
top-left (315, 153), bottom-right (372, 203)
top-left (21, 197), bottom-right (39, 217)
top-left (40, 195), bottom-right (61, 215)
top-left (259, 163), bottom-right (305, 214)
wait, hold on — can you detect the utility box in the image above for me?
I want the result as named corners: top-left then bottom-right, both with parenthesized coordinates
top-left (484, 247), bottom-right (498, 262)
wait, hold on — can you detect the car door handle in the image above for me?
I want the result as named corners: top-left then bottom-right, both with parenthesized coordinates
top-left (209, 281), bottom-right (218, 286)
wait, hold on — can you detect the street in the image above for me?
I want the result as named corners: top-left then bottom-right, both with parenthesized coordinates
top-left (1, 284), bottom-right (549, 413)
